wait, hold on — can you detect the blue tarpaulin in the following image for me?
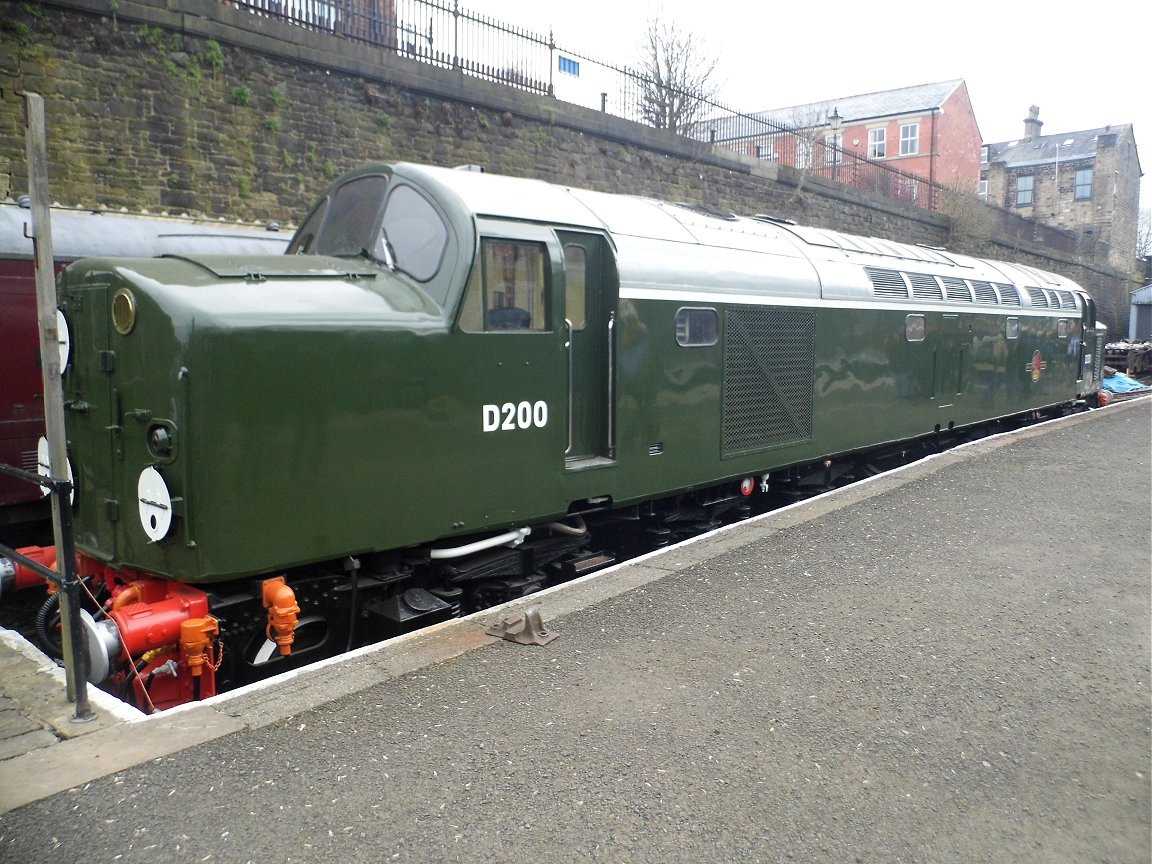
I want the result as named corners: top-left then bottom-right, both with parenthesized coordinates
top-left (1101, 372), bottom-right (1152, 393)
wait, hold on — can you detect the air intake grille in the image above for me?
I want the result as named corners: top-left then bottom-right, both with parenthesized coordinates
top-left (970, 280), bottom-right (998, 303)
top-left (1054, 290), bottom-right (1076, 310)
top-left (941, 277), bottom-right (972, 302)
top-left (723, 308), bottom-right (815, 457)
top-left (907, 272), bottom-right (943, 300)
top-left (1026, 286), bottom-right (1049, 307)
top-left (865, 267), bottom-right (909, 298)
top-left (996, 283), bottom-right (1021, 306)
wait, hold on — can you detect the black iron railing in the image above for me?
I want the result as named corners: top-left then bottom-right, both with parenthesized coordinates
top-left (220, 1), bottom-right (1089, 249)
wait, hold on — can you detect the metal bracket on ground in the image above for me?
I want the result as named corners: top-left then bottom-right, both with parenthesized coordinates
top-left (485, 606), bottom-right (558, 646)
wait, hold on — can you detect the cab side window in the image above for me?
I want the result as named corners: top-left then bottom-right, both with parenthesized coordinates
top-left (564, 244), bottom-right (587, 331)
top-left (459, 239), bottom-right (550, 332)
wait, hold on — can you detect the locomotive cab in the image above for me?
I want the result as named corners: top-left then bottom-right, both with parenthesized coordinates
top-left (289, 164), bottom-right (621, 470)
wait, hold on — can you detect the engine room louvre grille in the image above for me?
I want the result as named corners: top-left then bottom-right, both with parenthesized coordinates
top-left (995, 283), bottom-right (1021, 306)
top-left (722, 307), bottom-right (815, 457)
top-left (907, 272), bottom-right (944, 300)
top-left (1055, 290), bottom-right (1076, 310)
top-left (970, 280), bottom-right (998, 303)
top-left (865, 267), bottom-right (909, 298)
top-left (941, 277), bottom-right (973, 302)
top-left (1026, 286), bottom-right (1048, 307)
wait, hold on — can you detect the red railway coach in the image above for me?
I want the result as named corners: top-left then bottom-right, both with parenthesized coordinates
top-left (0, 200), bottom-right (289, 542)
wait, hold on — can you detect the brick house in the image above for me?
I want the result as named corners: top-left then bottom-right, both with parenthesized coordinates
top-left (981, 107), bottom-right (1143, 272)
top-left (705, 80), bottom-right (983, 195)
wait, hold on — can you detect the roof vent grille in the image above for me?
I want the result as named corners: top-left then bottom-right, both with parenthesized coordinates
top-left (970, 280), bottom-right (998, 303)
top-left (907, 272), bottom-right (944, 301)
top-left (865, 267), bottom-right (909, 299)
top-left (941, 277), bottom-right (973, 303)
top-left (995, 284), bottom-right (1021, 306)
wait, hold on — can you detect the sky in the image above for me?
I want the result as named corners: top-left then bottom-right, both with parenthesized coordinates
top-left (466, 0), bottom-right (1147, 210)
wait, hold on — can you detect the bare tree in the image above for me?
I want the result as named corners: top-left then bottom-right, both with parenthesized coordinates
top-left (1137, 208), bottom-right (1151, 260)
top-left (774, 103), bottom-right (838, 201)
top-left (635, 17), bottom-right (720, 135)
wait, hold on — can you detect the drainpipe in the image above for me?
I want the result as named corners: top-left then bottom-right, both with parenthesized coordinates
top-left (930, 106), bottom-right (938, 188)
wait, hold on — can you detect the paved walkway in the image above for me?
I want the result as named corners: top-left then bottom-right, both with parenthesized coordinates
top-left (0, 399), bottom-right (1148, 864)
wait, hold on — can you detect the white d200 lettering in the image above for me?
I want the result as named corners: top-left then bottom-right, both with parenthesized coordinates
top-left (482, 401), bottom-right (548, 432)
top-left (483, 404), bottom-right (501, 431)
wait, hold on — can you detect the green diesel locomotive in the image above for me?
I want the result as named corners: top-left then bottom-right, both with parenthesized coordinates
top-left (7, 162), bottom-right (1102, 709)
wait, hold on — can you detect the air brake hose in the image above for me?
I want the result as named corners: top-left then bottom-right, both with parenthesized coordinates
top-left (33, 575), bottom-right (105, 662)
top-left (34, 592), bottom-right (62, 660)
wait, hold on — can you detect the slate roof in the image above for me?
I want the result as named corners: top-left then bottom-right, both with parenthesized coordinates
top-left (984, 125), bottom-right (1133, 169)
top-left (699, 79), bottom-right (966, 142)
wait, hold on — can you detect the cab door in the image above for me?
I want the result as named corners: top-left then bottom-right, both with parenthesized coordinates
top-left (1076, 294), bottom-right (1096, 384)
top-left (934, 313), bottom-right (967, 410)
top-left (58, 279), bottom-right (119, 554)
top-left (556, 231), bottom-right (617, 466)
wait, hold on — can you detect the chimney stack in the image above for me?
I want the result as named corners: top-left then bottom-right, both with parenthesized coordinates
top-left (1023, 105), bottom-right (1043, 142)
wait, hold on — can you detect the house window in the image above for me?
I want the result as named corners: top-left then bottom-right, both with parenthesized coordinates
top-left (1074, 168), bottom-right (1093, 200)
top-left (756, 144), bottom-right (775, 161)
top-left (980, 145), bottom-right (989, 164)
top-left (1016, 175), bottom-right (1034, 206)
top-left (978, 179), bottom-right (988, 199)
top-left (899, 123), bottom-right (919, 156)
top-left (304, 1), bottom-right (338, 28)
top-left (795, 138), bottom-right (812, 170)
top-left (868, 128), bottom-right (886, 159)
top-left (558, 56), bottom-right (580, 76)
top-left (824, 133), bottom-right (842, 165)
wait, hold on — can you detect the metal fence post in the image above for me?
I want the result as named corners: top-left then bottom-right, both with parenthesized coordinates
top-left (452, 0), bottom-right (459, 69)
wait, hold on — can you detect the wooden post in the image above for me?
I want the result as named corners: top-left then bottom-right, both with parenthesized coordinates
top-left (23, 91), bottom-right (93, 721)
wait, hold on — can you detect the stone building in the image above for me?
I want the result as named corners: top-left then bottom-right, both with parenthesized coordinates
top-left (981, 107), bottom-right (1142, 272)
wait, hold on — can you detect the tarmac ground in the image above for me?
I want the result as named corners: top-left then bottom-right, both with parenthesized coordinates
top-left (0, 398), bottom-right (1148, 863)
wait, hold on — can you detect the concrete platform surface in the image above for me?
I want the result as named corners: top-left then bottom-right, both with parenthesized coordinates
top-left (0, 399), bottom-right (1148, 864)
